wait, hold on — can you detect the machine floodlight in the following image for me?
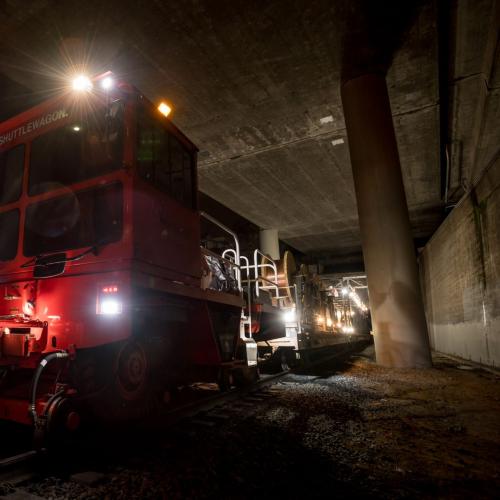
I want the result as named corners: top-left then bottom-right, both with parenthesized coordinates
top-left (100, 76), bottom-right (114, 90)
top-left (72, 75), bottom-right (93, 92)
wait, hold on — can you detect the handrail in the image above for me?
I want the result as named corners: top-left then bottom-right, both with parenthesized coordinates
top-left (293, 284), bottom-right (302, 333)
top-left (238, 254), bottom-right (252, 337)
top-left (253, 249), bottom-right (278, 299)
top-left (222, 248), bottom-right (236, 262)
top-left (200, 211), bottom-right (241, 290)
top-left (239, 255), bottom-right (250, 273)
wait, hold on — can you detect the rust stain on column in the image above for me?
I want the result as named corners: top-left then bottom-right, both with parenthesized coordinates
top-left (341, 73), bottom-right (432, 368)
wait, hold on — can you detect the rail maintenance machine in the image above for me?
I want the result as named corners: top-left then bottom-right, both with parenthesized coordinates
top-left (0, 73), bottom-right (287, 440)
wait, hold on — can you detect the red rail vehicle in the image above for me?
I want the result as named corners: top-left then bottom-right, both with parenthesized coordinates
top-left (0, 73), bottom-right (264, 438)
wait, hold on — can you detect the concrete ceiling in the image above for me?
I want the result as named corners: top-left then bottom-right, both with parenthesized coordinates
top-left (0, 0), bottom-right (498, 267)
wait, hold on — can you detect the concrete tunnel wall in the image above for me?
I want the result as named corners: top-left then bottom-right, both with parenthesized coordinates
top-left (419, 161), bottom-right (500, 367)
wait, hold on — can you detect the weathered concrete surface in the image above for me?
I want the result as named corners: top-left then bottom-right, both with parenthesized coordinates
top-left (342, 73), bottom-right (431, 368)
top-left (446, 0), bottom-right (500, 201)
top-left (420, 160), bottom-right (500, 367)
top-left (259, 228), bottom-right (280, 260)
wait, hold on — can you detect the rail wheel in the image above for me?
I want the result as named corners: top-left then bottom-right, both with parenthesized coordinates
top-left (116, 341), bottom-right (148, 401)
top-left (75, 339), bottom-right (161, 421)
top-left (33, 395), bottom-right (81, 449)
top-left (105, 339), bottom-right (161, 420)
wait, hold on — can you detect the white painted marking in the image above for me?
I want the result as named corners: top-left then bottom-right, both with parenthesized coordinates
top-left (331, 138), bottom-right (344, 146)
top-left (320, 115), bottom-right (334, 124)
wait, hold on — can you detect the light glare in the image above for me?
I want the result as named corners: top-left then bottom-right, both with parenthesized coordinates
top-left (101, 76), bottom-right (114, 90)
top-left (282, 309), bottom-right (296, 323)
top-left (72, 75), bottom-right (93, 92)
top-left (100, 298), bottom-right (122, 315)
top-left (158, 102), bottom-right (172, 117)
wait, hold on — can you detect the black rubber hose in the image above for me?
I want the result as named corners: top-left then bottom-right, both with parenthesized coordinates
top-left (29, 351), bottom-right (69, 425)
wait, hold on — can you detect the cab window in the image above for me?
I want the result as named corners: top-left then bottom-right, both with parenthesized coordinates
top-left (137, 107), bottom-right (194, 208)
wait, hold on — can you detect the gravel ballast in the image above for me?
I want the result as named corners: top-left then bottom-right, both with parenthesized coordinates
top-left (4, 345), bottom-right (499, 499)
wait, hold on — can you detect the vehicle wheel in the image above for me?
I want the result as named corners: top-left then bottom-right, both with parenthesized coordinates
top-left (116, 340), bottom-right (149, 401)
top-left (79, 339), bottom-right (161, 421)
top-left (35, 395), bottom-right (81, 449)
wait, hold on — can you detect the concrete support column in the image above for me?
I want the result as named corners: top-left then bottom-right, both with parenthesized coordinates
top-left (259, 229), bottom-right (280, 260)
top-left (341, 73), bottom-right (431, 368)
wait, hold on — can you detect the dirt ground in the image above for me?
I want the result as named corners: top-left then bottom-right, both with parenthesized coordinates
top-left (6, 345), bottom-right (500, 499)
top-left (259, 346), bottom-right (500, 499)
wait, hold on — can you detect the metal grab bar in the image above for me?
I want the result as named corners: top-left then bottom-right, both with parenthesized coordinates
top-left (222, 249), bottom-right (246, 271)
top-left (253, 249), bottom-right (279, 299)
top-left (239, 255), bottom-right (250, 274)
top-left (222, 248), bottom-right (252, 338)
top-left (200, 211), bottom-right (241, 290)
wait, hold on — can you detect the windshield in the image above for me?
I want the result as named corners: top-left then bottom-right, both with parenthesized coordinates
top-left (23, 182), bottom-right (123, 257)
top-left (29, 101), bottom-right (124, 196)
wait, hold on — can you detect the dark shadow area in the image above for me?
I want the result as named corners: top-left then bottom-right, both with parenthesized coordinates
top-left (341, 0), bottom-right (426, 81)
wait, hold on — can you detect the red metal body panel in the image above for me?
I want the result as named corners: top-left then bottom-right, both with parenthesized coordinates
top-left (132, 176), bottom-right (201, 281)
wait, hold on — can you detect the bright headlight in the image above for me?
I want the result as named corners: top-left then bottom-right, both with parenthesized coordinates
top-left (100, 298), bottom-right (122, 315)
top-left (282, 309), bottom-right (296, 323)
top-left (72, 75), bottom-right (93, 92)
top-left (97, 284), bottom-right (122, 315)
top-left (100, 76), bottom-right (114, 90)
